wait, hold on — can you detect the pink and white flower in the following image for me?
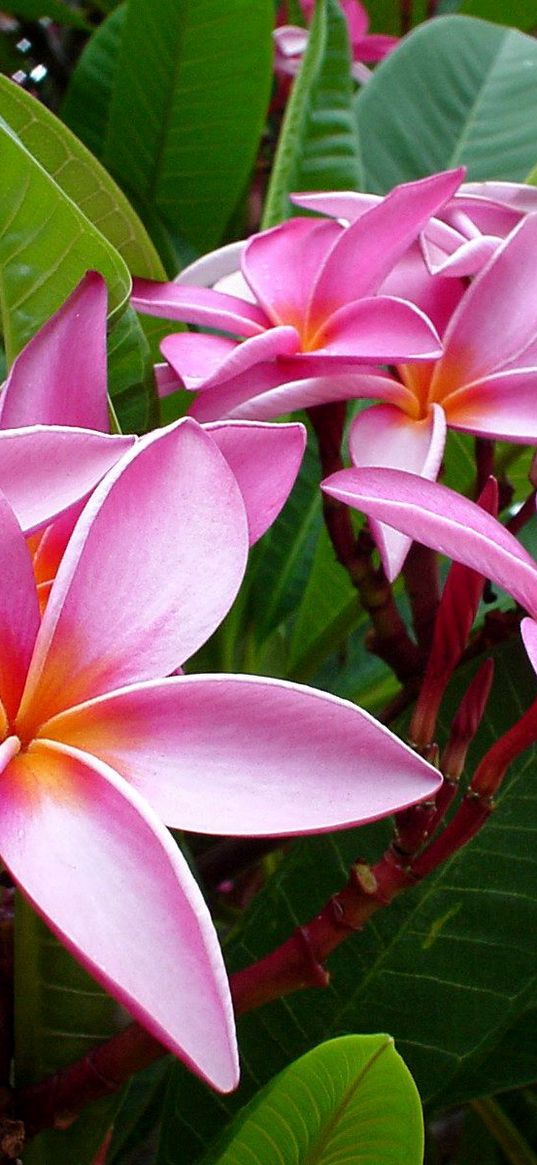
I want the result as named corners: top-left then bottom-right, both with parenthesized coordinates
top-left (0, 419), bottom-right (440, 1092)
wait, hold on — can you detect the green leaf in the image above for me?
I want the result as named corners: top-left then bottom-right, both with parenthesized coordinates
top-left (263, 0), bottom-right (362, 229)
top-left (202, 1035), bottom-right (423, 1165)
top-left (108, 1059), bottom-right (171, 1165)
top-left (158, 637), bottom-right (537, 1160)
top-left (15, 898), bottom-right (125, 1165)
top-left (355, 16), bottom-right (537, 192)
top-left (0, 75), bottom-right (164, 281)
top-left (0, 97), bottom-right (130, 362)
top-left (108, 305), bottom-right (157, 433)
top-left (64, 0), bottom-right (274, 256)
top-left (458, 0), bottom-right (537, 30)
top-left (0, 0), bottom-right (90, 28)
top-left (286, 525), bottom-right (361, 681)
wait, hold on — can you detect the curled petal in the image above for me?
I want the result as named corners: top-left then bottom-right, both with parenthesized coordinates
top-left (0, 273), bottom-right (109, 432)
top-left (131, 279), bottom-right (269, 337)
top-left (0, 427), bottom-right (133, 536)
top-left (322, 467), bottom-right (537, 610)
top-left (178, 240), bottom-right (247, 289)
top-left (205, 420), bottom-right (306, 544)
top-left (17, 420), bottom-right (249, 733)
top-left (0, 741), bottom-right (238, 1090)
top-left (349, 403), bottom-right (446, 577)
top-left (40, 675), bottom-right (442, 835)
top-left (521, 618), bottom-right (537, 675)
top-left (290, 191), bottom-right (380, 222)
top-left (313, 296), bottom-right (442, 362)
top-left (190, 364), bottom-right (412, 423)
top-left (162, 327), bottom-right (300, 391)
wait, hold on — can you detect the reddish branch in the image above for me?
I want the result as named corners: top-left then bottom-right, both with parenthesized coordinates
top-left (309, 402), bottom-right (422, 683)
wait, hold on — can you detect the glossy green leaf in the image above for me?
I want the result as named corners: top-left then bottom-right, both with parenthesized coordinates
top-left (355, 16), bottom-right (537, 192)
top-left (0, 105), bottom-right (130, 362)
top-left (158, 637), bottom-right (537, 1160)
top-left (108, 305), bottom-right (157, 433)
top-left (202, 1035), bottom-right (423, 1165)
top-left (0, 0), bottom-right (89, 28)
top-left (64, 0), bottom-right (273, 256)
top-left (15, 898), bottom-right (125, 1165)
top-left (0, 76), bottom-right (164, 282)
top-left (108, 1059), bottom-right (171, 1165)
top-left (287, 525), bottom-right (361, 681)
top-left (263, 0), bottom-right (362, 228)
top-left (458, 0), bottom-right (537, 29)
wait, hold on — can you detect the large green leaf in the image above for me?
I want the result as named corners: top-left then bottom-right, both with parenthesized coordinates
top-left (63, 0), bottom-right (273, 256)
top-left (158, 637), bottom-right (537, 1161)
top-left (0, 76), bottom-right (164, 282)
top-left (355, 16), bottom-right (537, 192)
top-left (263, 0), bottom-right (362, 229)
top-left (203, 1035), bottom-right (423, 1165)
top-left (15, 899), bottom-right (125, 1165)
top-left (458, 0), bottom-right (537, 29)
top-left (0, 102), bottom-right (130, 361)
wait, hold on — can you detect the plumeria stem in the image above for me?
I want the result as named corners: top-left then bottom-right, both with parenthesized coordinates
top-left (309, 403), bottom-right (422, 682)
top-left (402, 541), bottom-right (440, 652)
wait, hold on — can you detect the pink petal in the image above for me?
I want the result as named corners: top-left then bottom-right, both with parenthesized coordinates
top-left (273, 24), bottom-right (309, 61)
top-left (521, 617), bottom-right (537, 675)
top-left (0, 273), bottom-right (109, 432)
top-left (190, 363), bottom-right (412, 422)
top-left (204, 420), bottom-right (306, 544)
top-left (131, 279), bottom-right (269, 337)
top-left (307, 170), bottom-right (464, 327)
top-left (290, 191), bottom-right (381, 222)
top-left (40, 675), bottom-right (441, 835)
top-left (424, 234), bottom-right (500, 278)
top-left (432, 215), bottom-right (537, 394)
top-left (0, 427), bottom-right (133, 536)
top-left (0, 494), bottom-right (39, 721)
top-left (313, 296), bottom-right (442, 361)
top-left (154, 361), bottom-right (182, 399)
top-left (444, 367), bottom-right (537, 442)
top-left (348, 403), bottom-right (446, 577)
top-left (322, 467), bottom-right (537, 609)
top-left (461, 182), bottom-right (537, 215)
top-left (162, 327), bottom-right (300, 391)
top-left (341, 0), bottom-right (369, 42)
top-left (356, 33), bottom-right (399, 62)
top-left (17, 420), bottom-right (249, 733)
top-left (0, 741), bottom-right (238, 1091)
top-left (242, 218), bottom-right (341, 328)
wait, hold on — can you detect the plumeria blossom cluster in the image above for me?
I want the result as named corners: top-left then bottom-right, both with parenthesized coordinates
top-left (133, 168), bottom-right (537, 577)
top-left (0, 276), bottom-right (443, 1095)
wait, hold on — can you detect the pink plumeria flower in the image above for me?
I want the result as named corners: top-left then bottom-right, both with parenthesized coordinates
top-left (314, 213), bottom-right (537, 578)
top-left (132, 169), bottom-right (464, 422)
top-left (2, 273), bottom-right (307, 597)
top-left (0, 418), bottom-right (440, 1091)
top-left (322, 463), bottom-right (537, 676)
top-left (293, 180), bottom-right (537, 278)
top-left (274, 1), bottom-right (398, 86)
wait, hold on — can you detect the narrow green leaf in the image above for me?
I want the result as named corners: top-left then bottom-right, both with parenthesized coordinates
top-left (65, 0), bottom-right (273, 255)
top-left (263, 0), bottom-right (362, 228)
top-left (355, 16), bottom-right (537, 192)
top-left (202, 1035), bottom-right (423, 1165)
top-left (0, 76), bottom-right (165, 281)
top-left (15, 898), bottom-right (125, 1165)
top-left (0, 114), bottom-right (130, 361)
top-left (471, 1097), bottom-right (537, 1165)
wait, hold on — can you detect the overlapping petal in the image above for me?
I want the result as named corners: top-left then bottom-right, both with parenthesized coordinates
top-left (38, 675), bottom-right (441, 835)
top-left (348, 403), bottom-right (446, 577)
top-left (443, 368), bottom-right (537, 442)
top-left (322, 467), bottom-right (537, 612)
top-left (0, 427), bottom-right (133, 536)
top-left (16, 419), bottom-right (249, 734)
top-left (312, 296), bottom-right (442, 361)
top-left (0, 740), bottom-right (238, 1091)
top-left (131, 280), bottom-right (269, 336)
top-left (0, 495), bottom-right (40, 721)
top-left (0, 272), bottom-right (109, 431)
top-left (242, 218), bottom-right (341, 328)
top-left (162, 326), bottom-right (300, 391)
top-left (205, 420), bottom-right (306, 544)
